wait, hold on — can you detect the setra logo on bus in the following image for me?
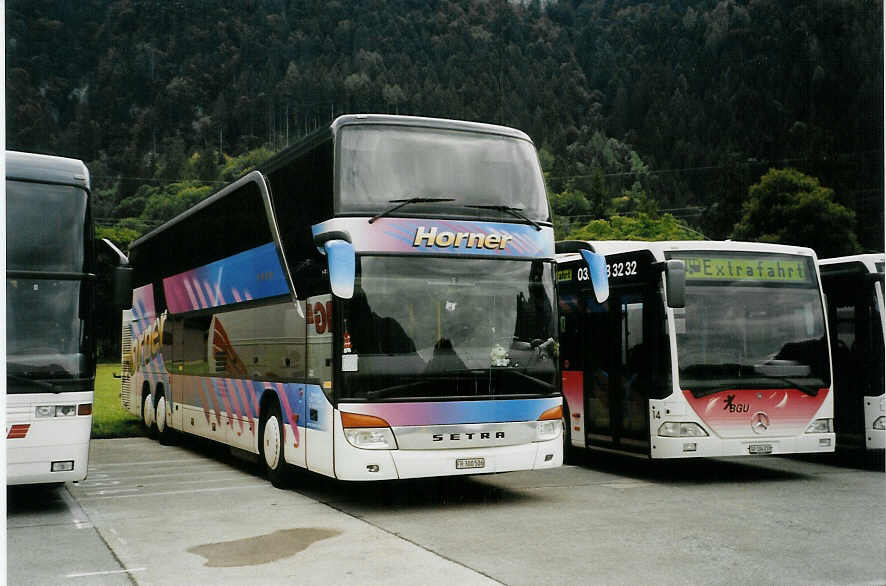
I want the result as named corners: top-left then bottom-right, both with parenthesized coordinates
top-left (413, 226), bottom-right (514, 250)
top-left (433, 432), bottom-right (506, 441)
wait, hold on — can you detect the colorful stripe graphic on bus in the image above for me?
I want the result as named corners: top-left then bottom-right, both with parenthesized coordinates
top-left (682, 388), bottom-right (830, 438)
top-left (312, 218), bottom-right (555, 258)
top-left (7, 424), bottom-right (30, 439)
top-left (339, 397), bottom-right (561, 427)
top-left (163, 242), bottom-right (288, 313)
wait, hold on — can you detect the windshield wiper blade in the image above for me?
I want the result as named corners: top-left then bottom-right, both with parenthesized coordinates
top-left (7, 374), bottom-right (59, 392)
top-left (760, 376), bottom-right (821, 396)
top-left (465, 205), bottom-right (542, 231)
top-left (368, 197), bottom-right (456, 224)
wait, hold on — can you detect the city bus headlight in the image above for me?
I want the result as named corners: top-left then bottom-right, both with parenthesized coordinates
top-left (658, 422), bottom-right (709, 437)
top-left (343, 428), bottom-right (397, 450)
top-left (873, 416), bottom-right (885, 431)
top-left (536, 419), bottom-right (562, 442)
top-left (805, 418), bottom-right (833, 433)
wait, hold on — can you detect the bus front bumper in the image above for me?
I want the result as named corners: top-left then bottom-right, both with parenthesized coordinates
top-left (7, 441), bottom-right (90, 485)
top-left (334, 437), bottom-right (563, 481)
top-left (650, 433), bottom-right (836, 459)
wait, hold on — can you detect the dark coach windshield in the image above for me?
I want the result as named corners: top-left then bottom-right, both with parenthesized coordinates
top-left (336, 125), bottom-right (549, 223)
top-left (338, 256), bottom-right (557, 401)
top-left (6, 180), bottom-right (94, 391)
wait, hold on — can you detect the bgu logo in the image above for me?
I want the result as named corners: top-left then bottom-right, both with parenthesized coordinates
top-left (723, 394), bottom-right (750, 413)
top-left (306, 301), bottom-right (333, 335)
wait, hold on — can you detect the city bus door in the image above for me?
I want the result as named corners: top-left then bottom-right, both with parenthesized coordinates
top-left (584, 284), bottom-right (653, 456)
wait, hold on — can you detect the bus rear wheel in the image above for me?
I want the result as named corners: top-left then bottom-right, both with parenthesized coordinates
top-left (259, 403), bottom-right (289, 488)
top-left (155, 394), bottom-right (175, 445)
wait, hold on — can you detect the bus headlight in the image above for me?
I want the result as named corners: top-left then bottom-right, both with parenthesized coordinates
top-left (805, 418), bottom-right (833, 433)
top-left (343, 428), bottom-right (397, 450)
top-left (536, 419), bottom-right (562, 442)
top-left (35, 405), bottom-right (78, 418)
top-left (873, 416), bottom-right (885, 431)
top-left (55, 405), bottom-right (77, 417)
top-left (536, 405), bottom-right (563, 441)
top-left (341, 411), bottom-right (397, 450)
top-left (658, 422), bottom-right (709, 438)
top-left (35, 405), bottom-right (54, 418)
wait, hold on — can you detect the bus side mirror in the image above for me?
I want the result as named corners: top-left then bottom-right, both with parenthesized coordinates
top-left (579, 249), bottom-right (609, 304)
top-left (665, 259), bottom-right (686, 309)
top-left (102, 238), bottom-right (133, 309)
top-left (325, 239), bottom-right (355, 300)
top-left (112, 266), bottom-right (134, 309)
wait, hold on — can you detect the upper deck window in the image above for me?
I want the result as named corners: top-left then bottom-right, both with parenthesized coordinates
top-left (336, 125), bottom-right (549, 223)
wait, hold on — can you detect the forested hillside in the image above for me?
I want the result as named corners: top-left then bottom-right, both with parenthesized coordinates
top-left (7, 0), bottom-right (883, 251)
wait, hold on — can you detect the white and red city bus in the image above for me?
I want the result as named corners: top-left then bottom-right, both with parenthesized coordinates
top-left (556, 240), bottom-right (834, 459)
top-left (819, 253), bottom-right (884, 452)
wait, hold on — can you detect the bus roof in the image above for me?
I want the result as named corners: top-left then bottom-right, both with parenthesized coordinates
top-left (5, 150), bottom-right (89, 190)
top-left (819, 253), bottom-right (884, 268)
top-left (259, 114), bottom-right (533, 176)
top-left (131, 114), bottom-right (535, 251)
top-left (557, 240), bottom-right (818, 262)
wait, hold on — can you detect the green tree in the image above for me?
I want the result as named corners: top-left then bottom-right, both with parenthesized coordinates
top-left (568, 213), bottom-right (703, 241)
top-left (731, 168), bottom-right (860, 257)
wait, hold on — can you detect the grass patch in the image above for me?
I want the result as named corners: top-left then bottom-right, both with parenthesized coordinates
top-left (93, 363), bottom-right (146, 438)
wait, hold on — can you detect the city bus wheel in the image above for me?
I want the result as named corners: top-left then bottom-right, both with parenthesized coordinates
top-left (260, 403), bottom-right (289, 488)
top-left (155, 393), bottom-right (175, 445)
top-left (561, 405), bottom-right (573, 464)
top-left (142, 392), bottom-right (156, 438)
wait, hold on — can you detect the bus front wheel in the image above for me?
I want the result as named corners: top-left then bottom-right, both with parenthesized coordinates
top-left (260, 403), bottom-right (289, 488)
top-left (562, 404), bottom-right (574, 464)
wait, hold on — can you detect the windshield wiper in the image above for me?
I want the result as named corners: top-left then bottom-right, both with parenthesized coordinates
top-left (465, 205), bottom-right (542, 231)
top-left (759, 375), bottom-right (821, 396)
top-left (368, 197), bottom-right (456, 224)
top-left (7, 374), bottom-right (59, 392)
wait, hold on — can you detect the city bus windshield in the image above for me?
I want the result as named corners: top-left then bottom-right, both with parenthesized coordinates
top-left (6, 181), bottom-right (92, 390)
top-left (336, 125), bottom-right (549, 222)
top-left (338, 256), bottom-right (557, 401)
top-left (669, 253), bottom-right (830, 397)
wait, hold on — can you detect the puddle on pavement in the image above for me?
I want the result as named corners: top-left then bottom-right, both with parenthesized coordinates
top-left (188, 528), bottom-right (341, 567)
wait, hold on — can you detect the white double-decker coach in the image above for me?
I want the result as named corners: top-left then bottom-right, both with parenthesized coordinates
top-left (114, 115), bottom-right (608, 486)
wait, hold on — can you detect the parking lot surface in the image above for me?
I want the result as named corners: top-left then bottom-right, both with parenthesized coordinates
top-left (8, 437), bottom-right (885, 585)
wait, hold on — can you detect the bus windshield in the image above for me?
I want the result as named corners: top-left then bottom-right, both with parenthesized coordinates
top-left (339, 256), bottom-right (557, 401)
top-left (6, 181), bottom-right (92, 390)
top-left (670, 253), bottom-right (830, 397)
top-left (337, 125), bottom-right (549, 222)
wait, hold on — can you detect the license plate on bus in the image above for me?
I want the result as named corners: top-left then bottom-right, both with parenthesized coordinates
top-left (455, 457), bottom-right (485, 470)
top-left (749, 444), bottom-right (773, 455)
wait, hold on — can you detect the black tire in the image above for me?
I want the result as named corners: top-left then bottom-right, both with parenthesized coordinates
top-left (259, 402), bottom-right (289, 488)
top-left (562, 403), bottom-right (574, 465)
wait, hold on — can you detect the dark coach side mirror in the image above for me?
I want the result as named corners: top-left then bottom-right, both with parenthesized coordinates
top-left (664, 259), bottom-right (686, 309)
top-left (102, 238), bottom-right (133, 309)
